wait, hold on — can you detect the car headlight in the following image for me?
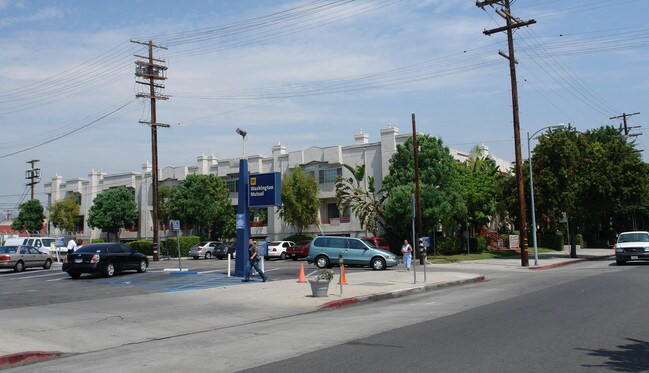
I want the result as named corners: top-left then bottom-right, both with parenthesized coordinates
top-left (616, 247), bottom-right (623, 253)
top-left (645, 247), bottom-right (649, 252)
top-left (388, 255), bottom-right (396, 259)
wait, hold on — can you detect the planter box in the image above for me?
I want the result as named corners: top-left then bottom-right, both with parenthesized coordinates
top-left (308, 279), bottom-right (330, 297)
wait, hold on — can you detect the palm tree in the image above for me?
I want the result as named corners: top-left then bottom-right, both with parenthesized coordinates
top-left (335, 164), bottom-right (386, 236)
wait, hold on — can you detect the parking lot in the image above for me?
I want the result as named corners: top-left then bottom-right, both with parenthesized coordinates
top-left (0, 257), bottom-right (373, 310)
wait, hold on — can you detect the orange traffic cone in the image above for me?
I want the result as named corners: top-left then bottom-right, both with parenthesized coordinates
top-left (297, 263), bottom-right (306, 283)
top-left (337, 263), bottom-right (347, 285)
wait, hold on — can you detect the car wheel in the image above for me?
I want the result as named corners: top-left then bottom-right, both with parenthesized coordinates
top-left (616, 259), bottom-right (626, 266)
top-left (104, 262), bottom-right (116, 277)
top-left (371, 257), bottom-right (386, 271)
top-left (280, 252), bottom-right (286, 260)
top-left (315, 255), bottom-right (330, 269)
top-left (13, 260), bottom-right (25, 272)
top-left (204, 252), bottom-right (212, 260)
top-left (69, 271), bottom-right (81, 279)
top-left (137, 259), bottom-right (148, 273)
top-left (43, 259), bottom-right (52, 270)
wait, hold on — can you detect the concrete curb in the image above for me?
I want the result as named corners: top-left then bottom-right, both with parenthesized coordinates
top-left (529, 255), bottom-right (615, 270)
top-left (318, 275), bottom-right (486, 310)
top-left (0, 351), bottom-right (64, 369)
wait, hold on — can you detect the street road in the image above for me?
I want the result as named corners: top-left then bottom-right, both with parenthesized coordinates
top-left (7, 257), bottom-right (644, 372)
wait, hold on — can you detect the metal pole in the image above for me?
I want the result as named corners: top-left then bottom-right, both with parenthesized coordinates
top-left (528, 131), bottom-right (539, 266)
top-left (176, 229), bottom-right (182, 271)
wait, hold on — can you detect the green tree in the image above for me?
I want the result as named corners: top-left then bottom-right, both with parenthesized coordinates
top-left (49, 197), bottom-right (80, 233)
top-left (335, 164), bottom-right (386, 236)
top-left (11, 199), bottom-right (45, 233)
top-left (531, 125), bottom-right (649, 256)
top-left (87, 187), bottom-right (138, 242)
top-left (157, 185), bottom-right (177, 229)
top-left (278, 168), bottom-right (319, 235)
top-left (168, 174), bottom-right (233, 239)
top-left (460, 146), bottom-right (500, 234)
top-left (382, 135), bottom-right (466, 241)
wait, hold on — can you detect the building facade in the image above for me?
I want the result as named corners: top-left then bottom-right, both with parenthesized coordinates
top-left (43, 126), bottom-right (511, 242)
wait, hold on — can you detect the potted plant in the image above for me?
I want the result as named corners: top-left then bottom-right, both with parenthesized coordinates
top-left (309, 268), bottom-right (333, 297)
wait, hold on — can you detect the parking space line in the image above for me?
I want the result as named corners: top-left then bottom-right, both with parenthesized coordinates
top-left (11, 271), bottom-right (64, 279)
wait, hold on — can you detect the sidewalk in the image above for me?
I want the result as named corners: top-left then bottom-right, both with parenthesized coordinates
top-left (0, 248), bottom-right (613, 368)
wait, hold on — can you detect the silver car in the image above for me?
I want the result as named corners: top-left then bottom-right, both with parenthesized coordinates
top-left (188, 241), bottom-right (224, 260)
top-left (0, 245), bottom-right (53, 272)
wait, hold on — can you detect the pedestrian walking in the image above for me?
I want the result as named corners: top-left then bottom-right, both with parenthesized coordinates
top-left (243, 238), bottom-right (267, 282)
top-left (402, 239), bottom-right (412, 271)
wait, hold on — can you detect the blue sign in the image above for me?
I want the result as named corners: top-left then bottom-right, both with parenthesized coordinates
top-left (257, 241), bottom-right (268, 256)
top-left (236, 214), bottom-right (246, 230)
top-left (249, 172), bottom-right (282, 207)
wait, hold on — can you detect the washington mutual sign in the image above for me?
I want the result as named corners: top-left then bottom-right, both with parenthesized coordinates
top-left (249, 172), bottom-right (282, 207)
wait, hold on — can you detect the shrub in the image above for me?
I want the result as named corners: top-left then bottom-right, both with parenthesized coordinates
top-left (537, 232), bottom-right (563, 251)
top-left (470, 236), bottom-right (488, 253)
top-left (160, 235), bottom-right (202, 258)
top-left (129, 240), bottom-right (153, 255)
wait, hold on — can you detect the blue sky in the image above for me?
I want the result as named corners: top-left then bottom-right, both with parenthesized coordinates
top-left (0, 0), bottom-right (648, 215)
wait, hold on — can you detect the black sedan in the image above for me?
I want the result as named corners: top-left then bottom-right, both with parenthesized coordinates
top-left (62, 243), bottom-right (148, 279)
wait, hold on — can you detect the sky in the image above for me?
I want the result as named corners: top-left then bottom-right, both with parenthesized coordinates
top-left (0, 0), bottom-right (648, 216)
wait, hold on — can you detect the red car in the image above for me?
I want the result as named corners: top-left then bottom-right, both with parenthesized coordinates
top-left (286, 240), bottom-right (311, 260)
top-left (362, 237), bottom-right (391, 252)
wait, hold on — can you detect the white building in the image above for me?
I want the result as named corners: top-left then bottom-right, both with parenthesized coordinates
top-left (43, 126), bottom-right (511, 241)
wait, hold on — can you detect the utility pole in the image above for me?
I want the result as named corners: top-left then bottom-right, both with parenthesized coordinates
top-left (610, 112), bottom-right (641, 137)
top-left (477, 0), bottom-right (535, 267)
top-left (131, 39), bottom-right (170, 262)
top-left (411, 114), bottom-right (424, 265)
top-left (25, 159), bottom-right (41, 200)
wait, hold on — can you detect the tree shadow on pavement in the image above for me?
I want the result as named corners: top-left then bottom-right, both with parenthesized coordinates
top-left (578, 338), bottom-right (649, 372)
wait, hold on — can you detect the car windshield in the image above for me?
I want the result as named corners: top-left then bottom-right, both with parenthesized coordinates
top-left (618, 233), bottom-right (649, 243)
top-left (268, 241), bottom-right (281, 246)
top-left (0, 246), bottom-right (18, 253)
top-left (296, 241), bottom-right (311, 246)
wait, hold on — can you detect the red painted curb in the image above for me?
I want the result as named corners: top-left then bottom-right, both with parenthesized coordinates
top-left (319, 297), bottom-right (360, 309)
top-left (528, 258), bottom-right (588, 270)
top-left (0, 351), bottom-right (63, 368)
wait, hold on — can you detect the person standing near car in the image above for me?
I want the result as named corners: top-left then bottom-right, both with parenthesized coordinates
top-left (243, 238), bottom-right (267, 282)
top-left (67, 237), bottom-right (77, 253)
top-left (401, 239), bottom-right (413, 271)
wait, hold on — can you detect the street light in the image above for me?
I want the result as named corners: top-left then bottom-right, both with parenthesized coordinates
top-left (235, 128), bottom-right (247, 158)
top-left (528, 123), bottom-right (565, 266)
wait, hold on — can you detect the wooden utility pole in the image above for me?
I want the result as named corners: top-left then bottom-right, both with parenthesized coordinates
top-left (132, 40), bottom-right (170, 262)
top-left (411, 114), bottom-right (424, 265)
top-left (25, 159), bottom-right (40, 200)
top-left (477, 0), bottom-right (535, 267)
top-left (610, 112), bottom-right (641, 137)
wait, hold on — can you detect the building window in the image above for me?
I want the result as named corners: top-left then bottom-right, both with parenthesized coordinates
top-left (226, 179), bottom-right (239, 193)
top-left (318, 168), bottom-right (342, 185)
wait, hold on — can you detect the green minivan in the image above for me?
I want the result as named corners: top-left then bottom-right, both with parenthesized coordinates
top-left (306, 236), bottom-right (398, 270)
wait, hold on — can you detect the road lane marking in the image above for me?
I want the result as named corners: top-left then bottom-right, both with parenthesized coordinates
top-left (11, 271), bottom-right (64, 279)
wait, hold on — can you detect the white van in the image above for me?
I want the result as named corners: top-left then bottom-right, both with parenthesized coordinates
top-left (3, 237), bottom-right (57, 255)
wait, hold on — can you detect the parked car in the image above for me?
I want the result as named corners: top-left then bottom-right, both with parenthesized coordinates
top-left (362, 237), bottom-right (391, 252)
top-left (188, 241), bottom-right (223, 260)
top-left (214, 242), bottom-right (236, 260)
top-left (3, 237), bottom-right (58, 255)
top-left (615, 231), bottom-right (649, 265)
top-left (286, 240), bottom-right (311, 260)
top-left (0, 245), bottom-right (53, 272)
top-left (267, 241), bottom-right (295, 260)
top-left (306, 236), bottom-right (398, 270)
top-left (62, 243), bottom-right (148, 279)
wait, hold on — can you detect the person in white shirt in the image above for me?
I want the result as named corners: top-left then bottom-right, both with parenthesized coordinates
top-left (67, 238), bottom-right (77, 253)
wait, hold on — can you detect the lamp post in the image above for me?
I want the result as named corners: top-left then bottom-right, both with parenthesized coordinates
top-left (528, 123), bottom-right (565, 266)
top-left (236, 128), bottom-right (247, 158)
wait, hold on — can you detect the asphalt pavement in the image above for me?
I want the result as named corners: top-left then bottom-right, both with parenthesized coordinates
top-left (0, 247), bottom-right (614, 369)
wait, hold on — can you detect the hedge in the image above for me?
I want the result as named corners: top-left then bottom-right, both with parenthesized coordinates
top-left (125, 236), bottom-right (202, 257)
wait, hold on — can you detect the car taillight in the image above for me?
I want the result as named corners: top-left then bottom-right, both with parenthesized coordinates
top-left (272, 248), bottom-right (277, 252)
top-left (91, 254), bottom-right (99, 263)
top-left (198, 247), bottom-right (203, 251)
top-left (0, 255), bottom-right (10, 260)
